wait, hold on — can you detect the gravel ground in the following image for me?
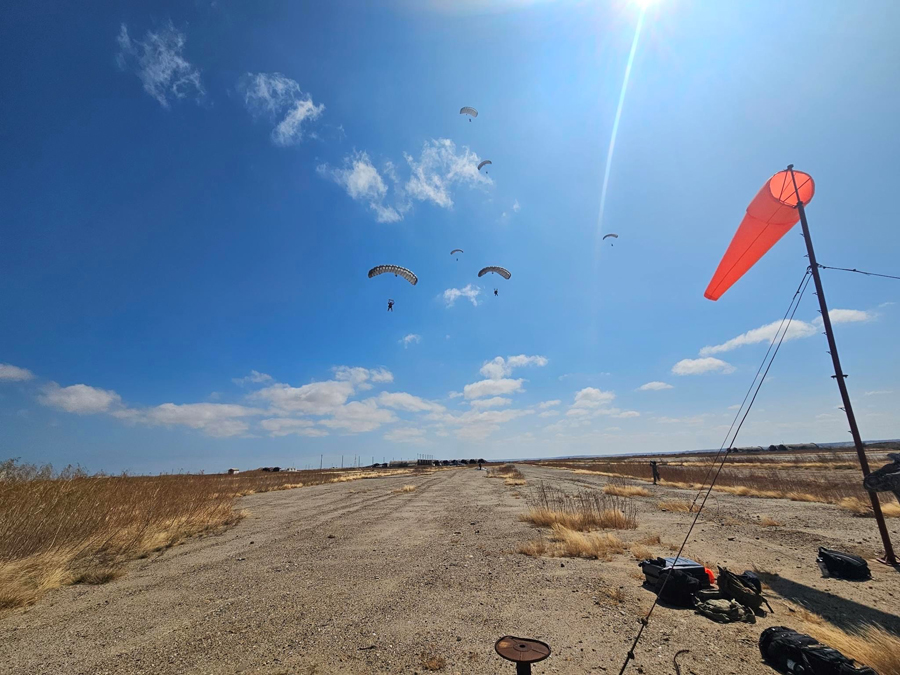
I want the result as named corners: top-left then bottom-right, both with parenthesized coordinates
top-left (1, 465), bottom-right (898, 674)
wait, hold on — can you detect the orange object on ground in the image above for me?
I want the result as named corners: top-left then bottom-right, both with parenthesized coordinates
top-left (704, 170), bottom-right (815, 301)
top-left (705, 567), bottom-right (716, 585)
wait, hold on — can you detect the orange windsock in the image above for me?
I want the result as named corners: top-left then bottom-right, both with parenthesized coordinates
top-left (704, 170), bottom-right (815, 301)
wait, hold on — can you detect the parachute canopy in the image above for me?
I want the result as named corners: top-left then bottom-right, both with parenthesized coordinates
top-left (602, 233), bottom-right (618, 240)
top-left (460, 107), bottom-right (478, 118)
top-left (450, 249), bottom-right (464, 255)
top-left (477, 160), bottom-right (492, 171)
top-left (368, 265), bottom-right (418, 286)
top-left (705, 169), bottom-right (815, 301)
top-left (478, 266), bottom-right (511, 280)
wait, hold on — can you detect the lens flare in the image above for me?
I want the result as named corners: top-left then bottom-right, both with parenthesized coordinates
top-left (596, 7), bottom-right (646, 247)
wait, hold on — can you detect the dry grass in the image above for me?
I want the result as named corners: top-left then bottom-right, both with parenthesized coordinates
top-left (538, 449), bottom-right (900, 510)
top-left (657, 499), bottom-right (696, 513)
top-left (838, 496), bottom-right (900, 518)
top-left (759, 516), bottom-right (783, 527)
top-left (504, 478), bottom-right (527, 486)
top-left (421, 654), bottom-right (446, 671)
top-left (520, 482), bottom-right (637, 531)
top-left (489, 464), bottom-right (524, 480)
top-left (603, 480), bottom-right (651, 498)
top-left (800, 619), bottom-right (900, 675)
top-left (600, 586), bottom-right (627, 604)
top-left (392, 484), bottom-right (417, 494)
top-left (629, 544), bottom-right (654, 560)
top-left (0, 459), bottom-right (412, 609)
top-left (637, 533), bottom-right (662, 545)
top-left (519, 525), bottom-right (626, 560)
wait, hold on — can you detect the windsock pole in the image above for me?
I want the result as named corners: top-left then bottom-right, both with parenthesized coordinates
top-left (788, 165), bottom-right (896, 565)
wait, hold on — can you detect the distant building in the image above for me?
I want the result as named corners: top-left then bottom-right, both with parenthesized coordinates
top-left (227, 468), bottom-right (240, 475)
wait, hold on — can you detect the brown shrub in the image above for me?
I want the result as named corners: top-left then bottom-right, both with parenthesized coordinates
top-left (759, 517), bottom-right (783, 527)
top-left (421, 654), bottom-right (446, 671)
top-left (518, 526), bottom-right (625, 560)
top-left (392, 484), bottom-right (417, 494)
top-left (604, 484), bottom-right (651, 498)
top-left (521, 482), bottom-right (637, 531)
top-left (505, 478), bottom-right (527, 486)
top-left (629, 544), bottom-right (653, 560)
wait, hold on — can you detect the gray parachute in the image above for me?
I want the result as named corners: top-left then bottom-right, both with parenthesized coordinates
top-left (460, 106), bottom-right (478, 118)
top-left (477, 266), bottom-right (511, 280)
top-left (477, 160), bottom-right (491, 171)
top-left (368, 265), bottom-right (418, 286)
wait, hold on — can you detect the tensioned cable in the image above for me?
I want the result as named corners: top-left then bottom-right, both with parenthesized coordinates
top-left (616, 270), bottom-right (813, 675)
top-left (686, 267), bottom-right (812, 510)
top-left (818, 264), bottom-right (900, 282)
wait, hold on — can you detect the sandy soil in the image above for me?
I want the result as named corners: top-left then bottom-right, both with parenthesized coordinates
top-left (1, 465), bottom-right (898, 674)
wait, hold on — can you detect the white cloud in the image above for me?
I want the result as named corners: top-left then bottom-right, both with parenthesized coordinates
top-left (463, 378), bottom-right (525, 399)
top-left (116, 22), bottom-right (204, 108)
top-left (448, 408), bottom-right (533, 441)
top-left (400, 334), bottom-right (421, 348)
top-left (818, 308), bottom-right (873, 325)
top-left (442, 284), bottom-right (481, 307)
top-left (637, 381), bottom-right (673, 391)
top-left (864, 390), bottom-right (892, 397)
top-left (512, 199), bottom-right (521, 212)
top-left (318, 151), bottom-right (402, 223)
top-left (672, 357), bottom-right (736, 375)
top-left (145, 403), bottom-right (260, 438)
top-left (479, 354), bottom-right (548, 380)
top-left (470, 396), bottom-right (511, 409)
top-left (701, 309), bottom-right (872, 357)
top-left (572, 387), bottom-right (616, 408)
top-left (0, 364), bottom-right (34, 381)
top-left (538, 400), bottom-right (561, 409)
top-left (383, 427), bottom-right (426, 444)
top-left (376, 391), bottom-right (445, 413)
top-left (333, 366), bottom-right (393, 390)
top-left (232, 370), bottom-right (273, 386)
top-left (700, 319), bottom-right (817, 356)
top-left (448, 391), bottom-right (463, 399)
top-left (727, 404), bottom-right (741, 410)
top-left (539, 410), bottom-right (560, 418)
top-left (39, 383), bottom-right (122, 415)
top-left (259, 418), bottom-right (326, 438)
top-left (403, 138), bottom-right (491, 209)
top-left (240, 72), bottom-right (324, 146)
top-left (319, 401), bottom-right (396, 433)
top-left (254, 381), bottom-right (355, 415)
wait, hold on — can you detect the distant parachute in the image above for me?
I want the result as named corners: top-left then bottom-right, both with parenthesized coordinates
top-left (451, 248), bottom-right (463, 261)
top-left (602, 233), bottom-right (618, 240)
top-left (460, 107), bottom-right (478, 121)
top-left (368, 265), bottom-right (418, 286)
top-left (477, 160), bottom-right (492, 171)
top-left (477, 266), bottom-right (511, 280)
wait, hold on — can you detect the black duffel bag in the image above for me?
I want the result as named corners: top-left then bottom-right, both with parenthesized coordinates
top-left (759, 626), bottom-right (877, 675)
top-left (817, 548), bottom-right (871, 580)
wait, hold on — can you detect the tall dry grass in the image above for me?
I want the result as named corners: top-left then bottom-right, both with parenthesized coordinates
top-left (520, 482), bottom-right (637, 531)
top-left (0, 459), bottom-right (411, 609)
top-left (542, 453), bottom-right (900, 516)
top-left (797, 610), bottom-right (900, 675)
top-left (518, 525), bottom-right (626, 560)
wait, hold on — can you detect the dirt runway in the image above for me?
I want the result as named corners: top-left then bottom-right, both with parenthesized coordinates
top-left (2, 465), bottom-right (898, 674)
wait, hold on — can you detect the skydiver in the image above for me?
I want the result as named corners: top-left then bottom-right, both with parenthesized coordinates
top-left (494, 288), bottom-right (498, 297)
top-left (387, 299), bottom-right (394, 312)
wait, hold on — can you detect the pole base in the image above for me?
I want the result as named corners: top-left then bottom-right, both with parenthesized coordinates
top-left (876, 556), bottom-right (899, 567)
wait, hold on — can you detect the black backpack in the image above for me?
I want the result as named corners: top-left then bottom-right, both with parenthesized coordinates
top-left (718, 566), bottom-right (772, 615)
top-left (759, 626), bottom-right (877, 674)
top-left (654, 569), bottom-right (699, 607)
top-left (817, 548), bottom-right (871, 581)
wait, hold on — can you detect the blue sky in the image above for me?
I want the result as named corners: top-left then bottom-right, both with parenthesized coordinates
top-left (2, 0), bottom-right (898, 473)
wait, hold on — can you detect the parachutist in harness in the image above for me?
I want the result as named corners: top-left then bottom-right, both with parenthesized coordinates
top-left (494, 288), bottom-right (498, 297)
top-left (387, 299), bottom-right (394, 312)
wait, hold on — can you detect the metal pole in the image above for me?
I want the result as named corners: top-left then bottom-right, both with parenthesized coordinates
top-left (788, 165), bottom-right (896, 565)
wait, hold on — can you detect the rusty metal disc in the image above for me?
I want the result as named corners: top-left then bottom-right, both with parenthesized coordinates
top-left (495, 636), bottom-right (551, 664)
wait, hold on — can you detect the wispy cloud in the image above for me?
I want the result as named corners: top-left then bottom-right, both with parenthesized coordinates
top-left (239, 72), bottom-right (324, 146)
top-left (0, 363), bottom-right (34, 381)
top-left (469, 396), bottom-right (511, 409)
top-left (317, 151), bottom-right (402, 223)
top-left (463, 378), bottom-right (524, 399)
top-left (442, 284), bottom-right (481, 307)
top-left (232, 370), bottom-right (273, 386)
top-left (672, 357), bottom-right (735, 376)
top-left (384, 427), bottom-right (427, 444)
top-left (259, 418), bottom-right (326, 437)
top-left (116, 22), bottom-right (204, 108)
top-left (864, 390), bottom-right (893, 397)
top-left (479, 354), bottom-right (548, 379)
top-left (39, 383), bottom-right (123, 414)
top-left (320, 139), bottom-right (489, 222)
top-left (399, 334), bottom-right (421, 348)
top-left (637, 381), bottom-right (673, 391)
top-left (538, 400), bottom-right (561, 409)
